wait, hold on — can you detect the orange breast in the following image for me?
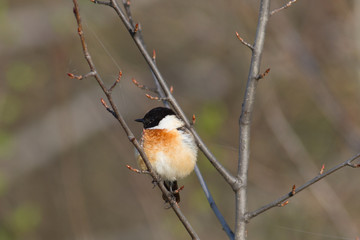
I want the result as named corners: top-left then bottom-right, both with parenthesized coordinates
top-left (137, 129), bottom-right (196, 180)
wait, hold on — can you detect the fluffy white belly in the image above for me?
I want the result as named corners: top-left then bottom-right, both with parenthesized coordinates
top-left (153, 150), bottom-right (196, 181)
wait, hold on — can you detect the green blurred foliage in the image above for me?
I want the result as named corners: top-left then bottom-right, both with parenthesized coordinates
top-left (0, 129), bottom-right (13, 159)
top-left (197, 102), bottom-right (227, 139)
top-left (0, 1), bottom-right (8, 29)
top-left (9, 204), bottom-right (41, 238)
top-left (0, 204), bottom-right (41, 240)
top-left (6, 62), bottom-right (35, 92)
top-left (0, 94), bottom-right (22, 126)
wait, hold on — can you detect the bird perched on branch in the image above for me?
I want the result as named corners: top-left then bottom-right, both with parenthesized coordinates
top-left (135, 107), bottom-right (198, 203)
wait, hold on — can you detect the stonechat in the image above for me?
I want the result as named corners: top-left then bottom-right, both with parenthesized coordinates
top-left (135, 107), bottom-right (198, 202)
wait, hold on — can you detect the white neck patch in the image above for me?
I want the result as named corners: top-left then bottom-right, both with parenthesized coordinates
top-left (149, 115), bottom-right (184, 130)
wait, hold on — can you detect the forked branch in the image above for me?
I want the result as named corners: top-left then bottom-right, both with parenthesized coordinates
top-left (93, 0), bottom-right (237, 188)
top-left (235, 0), bottom-right (271, 239)
top-left (71, 1), bottom-right (199, 239)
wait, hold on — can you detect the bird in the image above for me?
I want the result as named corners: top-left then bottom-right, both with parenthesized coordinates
top-left (135, 107), bottom-right (198, 203)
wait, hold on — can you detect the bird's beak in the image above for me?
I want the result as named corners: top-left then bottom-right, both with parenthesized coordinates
top-left (135, 118), bottom-right (144, 123)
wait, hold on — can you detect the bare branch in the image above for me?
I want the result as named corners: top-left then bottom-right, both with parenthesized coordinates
top-left (71, 2), bottom-right (199, 239)
top-left (270, 0), bottom-right (297, 16)
top-left (93, 1), bottom-right (236, 238)
top-left (347, 162), bottom-right (360, 168)
top-left (259, 85), bottom-right (360, 235)
top-left (235, 0), bottom-right (271, 239)
top-left (91, 0), bottom-right (111, 6)
top-left (260, 85), bottom-right (357, 234)
top-left (108, 71), bottom-right (122, 92)
top-left (131, 78), bottom-right (158, 93)
top-left (126, 164), bottom-right (150, 175)
top-left (145, 93), bottom-right (168, 102)
top-left (122, 0), bottom-right (135, 27)
top-left (101, 0), bottom-right (236, 189)
top-left (67, 71), bottom-right (96, 80)
top-left (255, 68), bottom-right (270, 80)
top-left (100, 98), bottom-right (116, 117)
top-left (246, 152), bottom-right (360, 221)
top-left (235, 32), bottom-right (254, 50)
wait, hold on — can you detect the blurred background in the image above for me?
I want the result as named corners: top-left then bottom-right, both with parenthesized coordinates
top-left (1, 0), bottom-right (360, 239)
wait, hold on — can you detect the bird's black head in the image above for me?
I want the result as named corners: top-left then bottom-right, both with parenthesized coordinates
top-left (135, 107), bottom-right (176, 129)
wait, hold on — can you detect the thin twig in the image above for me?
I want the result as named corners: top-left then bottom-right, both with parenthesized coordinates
top-left (255, 68), bottom-right (270, 80)
top-left (67, 71), bottom-right (96, 80)
top-left (270, 0), bottom-right (297, 16)
top-left (235, 32), bottom-right (254, 50)
top-left (126, 164), bottom-right (150, 174)
top-left (259, 86), bottom-right (360, 235)
top-left (235, 0), bottom-right (270, 239)
top-left (145, 93), bottom-right (168, 102)
top-left (71, 2), bottom-right (199, 239)
top-left (108, 71), bottom-right (122, 92)
top-left (132, 78), bottom-right (158, 93)
top-left (122, 0), bottom-right (135, 27)
top-left (246, 152), bottom-right (360, 220)
top-left (91, 0), bottom-right (111, 6)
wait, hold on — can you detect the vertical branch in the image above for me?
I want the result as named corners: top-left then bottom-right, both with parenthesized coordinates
top-left (235, 0), bottom-right (271, 239)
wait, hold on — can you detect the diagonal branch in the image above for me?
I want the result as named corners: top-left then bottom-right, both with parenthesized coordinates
top-left (71, 1), bottom-right (199, 239)
top-left (258, 86), bottom-right (359, 235)
top-left (109, 1), bottom-right (234, 238)
top-left (270, 0), bottom-right (297, 16)
top-left (246, 152), bottom-right (360, 220)
top-left (92, 0), bottom-right (237, 189)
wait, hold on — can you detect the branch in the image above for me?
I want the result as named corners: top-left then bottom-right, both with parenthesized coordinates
top-left (194, 165), bottom-right (235, 239)
top-left (92, 0), bottom-right (237, 188)
top-left (235, 32), bottom-right (254, 50)
top-left (106, 2), bottom-right (234, 238)
top-left (258, 85), bottom-right (360, 235)
top-left (90, 1), bottom-right (236, 238)
top-left (71, 1), bottom-right (199, 239)
top-left (235, 0), bottom-right (271, 239)
top-left (131, 78), bottom-right (158, 94)
top-left (246, 152), bottom-right (360, 220)
top-left (270, 0), bottom-right (297, 16)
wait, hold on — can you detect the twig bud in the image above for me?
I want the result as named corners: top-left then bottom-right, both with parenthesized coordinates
top-left (291, 185), bottom-right (296, 196)
top-left (152, 49), bottom-right (156, 61)
top-left (101, 98), bottom-right (110, 109)
top-left (134, 23), bottom-right (139, 33)
top-left (67, 72), bottom-right (83, 80)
